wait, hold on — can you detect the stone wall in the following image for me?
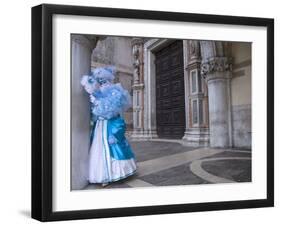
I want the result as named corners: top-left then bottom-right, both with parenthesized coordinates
top-left (91, 36), bottom-right (134, 131)
top-left (231, 104), bottom-right (251, 149)
top-left (231, 42), bottom-right (252, 149)
top-left (231, 42), bottom-right (252, 106)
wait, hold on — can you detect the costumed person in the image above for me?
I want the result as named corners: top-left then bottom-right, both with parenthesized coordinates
top-left (81, 66), bottom-right (137, 187)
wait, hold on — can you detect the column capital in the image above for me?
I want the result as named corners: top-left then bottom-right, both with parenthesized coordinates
top-left (201, 57), bottom-right (232, 81)
top-left (131, 38), bottom-right (144, 46)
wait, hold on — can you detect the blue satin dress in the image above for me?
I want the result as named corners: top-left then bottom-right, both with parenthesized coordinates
top-left (86, 82), bottom-right (137, 184)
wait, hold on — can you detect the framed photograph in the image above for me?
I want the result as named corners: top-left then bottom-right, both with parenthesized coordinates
top-left (31, 4), bottom-right (274, 221)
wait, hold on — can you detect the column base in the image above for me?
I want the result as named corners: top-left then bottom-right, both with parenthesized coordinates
top-left (129, 129), bottom-right (158, 141)
top-left (182, 128), bottom-right (210, 147)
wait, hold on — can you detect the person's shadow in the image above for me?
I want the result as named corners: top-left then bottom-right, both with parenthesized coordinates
top-left (19, 210), bottom-right (30, 218)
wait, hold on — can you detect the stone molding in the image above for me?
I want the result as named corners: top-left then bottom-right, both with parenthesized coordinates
top-left (131, 37), bottom-right (144, 46)
top-left (72, 34), bottom-right (101, 50)
top-left (189, 40), bottom-right (201, 60)
top-left (132, 83), bottom-right (144, 90)
top-left (132, 38), bottom-right (144, 85)
top-left (91, 62), bottom-right (133, 75)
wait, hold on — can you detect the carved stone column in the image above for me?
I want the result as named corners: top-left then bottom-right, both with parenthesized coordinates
top-left (130, 38), bottom-right (145, 139)
top-left (201, 56), bottom-right (232, 148)
top-left (182, 40), bottom-right (210, 146)
top-left (71, 34), bottom-right (100, 190)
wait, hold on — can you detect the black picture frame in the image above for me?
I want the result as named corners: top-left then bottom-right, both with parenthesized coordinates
top-left (31, 3), bottom-right (274, 222)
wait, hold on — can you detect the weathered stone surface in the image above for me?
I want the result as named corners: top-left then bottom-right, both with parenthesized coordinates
top-left (199, 42), bottom-right (233, 148)
top-left (201, 57), bottom-right (232, 79)
top-left (71, 34), bottom-right (98, 190)
top-left (207, 74), bottom-right (230, 147)
top-left (202, 159), bottom-right (251, 182)
top-left (232, 104), bottom-right (251, 149)
top-left (140, 162), bottom-right (210, 186)
top-left (130, 140), bottom-right (196, 162)
top-left (83, 141), bottom-right (252, 189)
top-left (92, 37), bottom-right (114, 64)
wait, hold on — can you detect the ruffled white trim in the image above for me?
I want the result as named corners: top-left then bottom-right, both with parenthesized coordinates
top-left (110, 158), bottom-right (137, 182)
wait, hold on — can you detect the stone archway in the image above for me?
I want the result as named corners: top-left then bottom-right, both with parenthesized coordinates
top-left (183, 40), bottom-right (233, 148)
top-left (70, 35), bottom-right (250, 191)
top-left (131, 39), bottom-right (233, 148)
top-left (200, 41), bottom-right (233, 148)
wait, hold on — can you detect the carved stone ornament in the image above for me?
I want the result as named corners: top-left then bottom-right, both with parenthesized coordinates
top-left (201, 57), bottom-right (232, 79)
top-left (189, 40), bottom-right (201, 59)
top-left (132, 44), bottom-right (141, 83)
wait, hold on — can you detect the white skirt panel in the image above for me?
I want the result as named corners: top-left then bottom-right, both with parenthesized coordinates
top-left (88, 119), bottom-right (137, 183)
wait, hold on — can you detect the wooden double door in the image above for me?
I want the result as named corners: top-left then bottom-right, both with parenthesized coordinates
top-left (155, 40), bottom-right (186, 139)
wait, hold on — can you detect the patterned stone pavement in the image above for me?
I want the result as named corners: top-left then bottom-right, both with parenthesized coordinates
top-left (84, 140), bottom-right (251, 190)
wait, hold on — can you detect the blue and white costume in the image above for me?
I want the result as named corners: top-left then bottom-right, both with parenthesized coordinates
top-left (81, 66), bottom-right (137, 184)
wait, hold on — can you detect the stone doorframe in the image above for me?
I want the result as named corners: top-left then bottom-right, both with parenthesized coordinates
top-left (131, 38), bottom-right (209, 142)
top-left (131, 38), bottom-right (233, 148)
top-left (141, 39), bottom-right (177, 139)
top-left (140, 39), bottom-right (211, 144)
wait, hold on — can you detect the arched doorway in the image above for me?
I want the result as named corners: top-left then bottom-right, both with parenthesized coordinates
top-left (140, 39), bottom-right (209, 143)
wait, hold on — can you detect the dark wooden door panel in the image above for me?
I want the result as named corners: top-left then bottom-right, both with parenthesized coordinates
top-left (155, 40), bottom-right (185, 139)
